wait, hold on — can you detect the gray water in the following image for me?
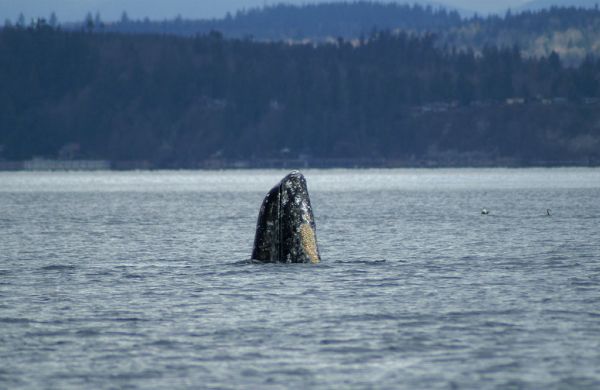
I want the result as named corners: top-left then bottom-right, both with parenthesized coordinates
top-left (1, 169), bottom-right (599, 389)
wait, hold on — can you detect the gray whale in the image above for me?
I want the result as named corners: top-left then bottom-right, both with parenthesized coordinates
top-left (251, 171), bottom-right (321, 263)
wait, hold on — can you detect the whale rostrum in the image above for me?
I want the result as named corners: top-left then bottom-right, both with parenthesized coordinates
top-left (251, 171), bottom-right (321, 263)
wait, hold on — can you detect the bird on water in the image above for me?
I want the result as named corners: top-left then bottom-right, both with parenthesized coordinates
top-left (481, 208), bottom-right (490, 215)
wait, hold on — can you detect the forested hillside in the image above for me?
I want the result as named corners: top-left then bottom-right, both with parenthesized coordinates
top-left (1, 25), bottom-right (599, 167)
top-left (520, 0), bottom-right (600, 11)
top-left (447, 7), bottom-right (600, 65)
top-left (59, 2), bottom-right (600, 65)
top-left (101, 3), bottom-right (462, 39)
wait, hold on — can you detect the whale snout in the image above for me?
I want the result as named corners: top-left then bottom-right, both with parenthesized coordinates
top-left (251, 171), bottom-right (321, 263)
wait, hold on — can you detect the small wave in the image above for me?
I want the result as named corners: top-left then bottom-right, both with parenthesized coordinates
top-left (570, 277), bottom-right (597, 287)
top-left (147, 339), bottom-right (186, 348)
top-left (335, 313), bottom-right (398, 322)
top-left (109, 317), bottom-right (147, 322)
top-left (25, 330), bottom-right (70, 337)
top-left (439, 275), bottom-right (462, 280)
top-left (333, 259), bottom-right (387, 265)
top-left (105, 370), bottom-right (163, 381)
top-left (319, 338), bottom-right (352, 345)
top-left (123, 273), bottom-right (145, 279)
top-left (541, 309), bottom-right (592, 317)
top-left (230, 259), bottom-right (324, 267)
top-left (480, 361), bottom-right (522, 373)
top-left (75, 328), bottom-right (102, 337)
top-left (0, 317), bottom-right (31, 324)
top-left (232, 259), bottom-right (390, 266)
top-left (318, 346), bottom-right (377, 354)
top-left (444, 309), bottom-right (525, 318)
top-left (40, 264), bottom-right (77, 271)
top-left (231, 259), bottom-right (262, 265)
top-left (266, 368), bottom-right (314, 377)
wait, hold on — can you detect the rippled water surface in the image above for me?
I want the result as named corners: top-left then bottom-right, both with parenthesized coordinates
top-left (1, 169), bottom-right (600, 389)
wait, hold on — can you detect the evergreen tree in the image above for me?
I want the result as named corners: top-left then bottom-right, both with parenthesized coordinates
top-left (49, 12), bottom-right (58, 27)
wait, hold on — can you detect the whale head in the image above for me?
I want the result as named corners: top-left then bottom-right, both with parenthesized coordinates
top-left (251, 171), bottom-right (321, 263)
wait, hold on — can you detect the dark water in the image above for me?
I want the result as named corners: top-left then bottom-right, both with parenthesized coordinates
top-left (1, 169), bottom-right (599, 389)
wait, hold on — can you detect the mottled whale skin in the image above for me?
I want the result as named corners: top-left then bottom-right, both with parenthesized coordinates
top-left (251, 171), bottom-right (321, 264)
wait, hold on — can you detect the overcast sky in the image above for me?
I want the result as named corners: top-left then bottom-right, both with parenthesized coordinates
top-left (0, 0), bottom-right (533, 23)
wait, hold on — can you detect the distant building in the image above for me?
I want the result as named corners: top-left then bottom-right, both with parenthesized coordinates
top-left (420, 102), bottom-right (454, 113)
top-left (58, 143), bottom-right (81, 160)
top-left (583, 97), bottom-right (599, 105)
top-left (23, 159), bottom-right (110, 171)
top-left (506, 97), bottom-right (525, 105)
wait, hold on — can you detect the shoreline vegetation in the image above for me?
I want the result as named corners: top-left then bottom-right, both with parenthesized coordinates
top-left (62, 3), bottom-right (600, 66)
top-left (0, 157), bottom-right (597, 171)
top-left (2, 4), bottom-right (600, 168)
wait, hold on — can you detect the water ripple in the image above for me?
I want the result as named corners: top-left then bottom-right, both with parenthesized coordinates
top-left (1, 169), bottom-right (600, 389)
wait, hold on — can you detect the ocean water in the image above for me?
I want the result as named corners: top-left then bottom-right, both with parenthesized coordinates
top-left (1, 168), bottom-right (599, 389)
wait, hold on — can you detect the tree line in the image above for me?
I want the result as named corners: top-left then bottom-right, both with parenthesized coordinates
top-left (71, 3), bottom-right (464, 39)
top-left (20, 2), bottom-right (598, 65)
top-left (0, 25), bottom-right (599, 166)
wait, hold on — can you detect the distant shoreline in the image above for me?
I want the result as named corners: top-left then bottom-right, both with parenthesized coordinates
top-left (1, 159), bottom-right (598, 171)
